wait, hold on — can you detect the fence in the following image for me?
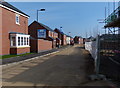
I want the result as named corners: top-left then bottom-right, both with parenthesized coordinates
top-left (85, 41), bottom-right (97, 60)
top-left (85, 34), bottom-right (120, 80)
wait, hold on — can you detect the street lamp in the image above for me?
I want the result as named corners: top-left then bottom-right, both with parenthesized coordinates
top-left (37, 9), bottom-right (45, 22)
top-left (68, 32), bottom-right (71, 36)
top-left (60, 27), bottom-right (63, 32)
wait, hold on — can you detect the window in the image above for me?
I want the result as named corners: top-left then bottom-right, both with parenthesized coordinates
top-left (21, 37), bottom-right (23, 45)
top-left (16, 14), bottom-right (20, 24)
top-left (11, 36), bottom-right (16, 46)
top-left (10, 34), bottom-right (30, 47)
top-left (51, 32), bottom-right (52, 37)
top-left (27, 38), bottom-right (29, 45)
top-left (49, 31), bottom-right (51, 37)
top-left (18, 37), bottom-right (20, 46)
top-left (24, 37), bottom-right (26, 45)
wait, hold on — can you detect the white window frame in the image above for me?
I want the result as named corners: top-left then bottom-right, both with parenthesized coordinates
top-left (16, 14), bottom-right (20, 25)
top-left (10, 34), bottom-right (30, 48)
top-left (10, 36), bottom-right (16, 47)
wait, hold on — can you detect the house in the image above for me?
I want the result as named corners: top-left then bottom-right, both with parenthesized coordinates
top-left (66, 35), bottom-right (71, 45)
top-left (28, 21), bottom-right (58, 53)
top-left (54, 28), bottom-right (67, 46)
top-left (70, 36), bottom-right (74, 44)
top-left (74, 36), bottom-right (83, 44)
top-left (79, 36), bottom-right (83, 44)
top-left (53, 31), bottom-right (61, 47)
top-left (0, 1), bottom-right (30, 55)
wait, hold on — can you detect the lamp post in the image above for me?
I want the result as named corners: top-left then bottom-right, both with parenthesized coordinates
top-left (37, 9), bottom-right (45, 22)
top-left (68, 32), bottom-right (71, 36)
top-left (60, 27), bottom-right (62, 31)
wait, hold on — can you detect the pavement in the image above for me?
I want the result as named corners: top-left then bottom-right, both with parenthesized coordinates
top-left (2, 45), bottom-right (117, 87)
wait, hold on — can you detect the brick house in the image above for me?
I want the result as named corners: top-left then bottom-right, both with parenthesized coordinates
top-left (0, 1), bottom-right (30, 55)
top-left (54, 28), bottom-right (67, 46)
top-left (28, 21), bottom-right (58, 52)
top-left (66, 35), bottom-right (71, 45)
top-left (74, 36), bottom-right (83, 44)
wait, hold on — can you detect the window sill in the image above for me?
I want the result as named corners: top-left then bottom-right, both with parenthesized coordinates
top-left (16, 23), bottom-right (20, 25)
top-left (10, 46), bottom-right (30, 48)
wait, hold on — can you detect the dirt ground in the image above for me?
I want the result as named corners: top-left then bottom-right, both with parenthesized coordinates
top-left (2, 45), bottom-right (115, 87)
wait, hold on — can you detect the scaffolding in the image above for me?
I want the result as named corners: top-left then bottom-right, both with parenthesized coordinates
top-left (99, 3), bottom-right (120, 80)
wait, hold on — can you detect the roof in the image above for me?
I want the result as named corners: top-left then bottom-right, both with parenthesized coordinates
top-left (74, 36), bottom-right (83, 38)
top-left (88, 36), bottom-right (94, 39)
top-left (54, 28), bottom-right (65, 35)
top-left (48, 36), bottom-right (55, 40)
top-left (66, 34), bottom-right (70, 37)
top-left (56, 38), bottom-right (61, 40)
top-left (0, 0), bottom-right (29, 17)
top-left (70, 36), bottom-right (73, 38)
top-left (66, 35), bottom-right (73, 38)
top-left (9, 32), bottom-right (29, 35)
top-left (30, 36), bottom-right (35, 39)
top-left (33, 21), bottom-right (56, 33)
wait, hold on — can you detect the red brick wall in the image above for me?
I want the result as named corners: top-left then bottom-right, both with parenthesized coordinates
top-left (29, 22), bottom-right (56, 49)
top-left (80, 38), bottom-right (83, 44)
top-left (52, 40), bottom-right (56, 48)
top-left (38, 39), bottom-right (52, 52)
top-left (0, 7), bottom-right (2, 55)
top-left (10, 47), bottom-right (30, 55)
top-left (54, 29), bottom-right (62, 40)
top-left (30, 39), bottom-right (52, 53)
top-left (74, 37), bottom-right (79, 43)
top-left (28, 21), bottom-right (49, 39)
top-left (61, 34), bottom-right (67, 45)
top-left (29, 22), bottom-right (45, 39)
top-left (74, 37), bottom-right (83, 44)
top-left (63, 35), bottom-right (67, 45)
top-left (30, 39), bottom-right (38, 53)
top-left (1, 7), bottom-right (29, 55)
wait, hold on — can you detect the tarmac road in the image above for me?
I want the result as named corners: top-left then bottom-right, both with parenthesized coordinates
top-left (2, 45), bottom-right (115, 87)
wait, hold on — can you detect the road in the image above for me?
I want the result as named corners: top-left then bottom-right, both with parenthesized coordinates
top-left (2, 45), bottom-right (113, 87)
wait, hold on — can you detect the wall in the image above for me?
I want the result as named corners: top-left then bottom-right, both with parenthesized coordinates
top-left (61, 34), bottom-right (67, 45)
top-left (2, 7), bottom-right (29, 55)
top-left (63, 35), bottom-right (67, 45)
top-left (38, 39), bottom-right (52, 52)
top-left (30, 39), bottom-right (52, 53)
top-left (28, 22), bottom-right (45, 39)
top-left (66, 37), bottom-right (70, 45)
top-left (10, 47), bottom-right (30, 55)
top-left (54, 29), bottom-right (62, 40)
top-left (28, 21), bottom-right (52, 40)
top-left (79, 38), bottom-right (83, 44)
top-left (0, 7), bottom-right (2, 55)
top-left (30, 39), bottom-right (38, 53)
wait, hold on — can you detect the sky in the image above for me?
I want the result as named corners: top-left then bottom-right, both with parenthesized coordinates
top-left (8, 2), bottom-right (119, 38)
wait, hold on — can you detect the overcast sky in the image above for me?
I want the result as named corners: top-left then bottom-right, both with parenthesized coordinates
top-left (8, 2), bottom-right (119, 37)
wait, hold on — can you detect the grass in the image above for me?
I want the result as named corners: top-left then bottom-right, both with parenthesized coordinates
top-left (0, 53), bottom-right (35, 59)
